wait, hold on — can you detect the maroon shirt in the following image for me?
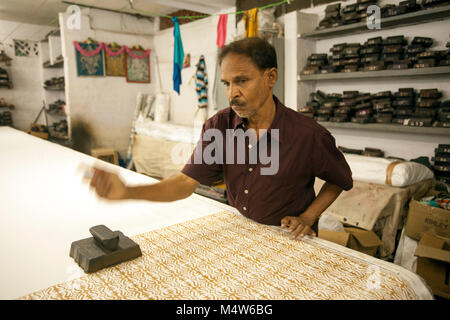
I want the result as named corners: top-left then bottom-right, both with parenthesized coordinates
top-left (182, 95), bottom-right (353, 229)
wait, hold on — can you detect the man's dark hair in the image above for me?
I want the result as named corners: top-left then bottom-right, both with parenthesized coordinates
top-left (218, 37), bottom-right (277, 71)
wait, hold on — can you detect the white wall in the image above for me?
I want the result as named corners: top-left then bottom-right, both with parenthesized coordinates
top-left (286, 0), bottom-right (450, 161)
top-left (151, 11), bottom-right (236, 127)
top-left (0, 20), bottom-right (54, 131)
top-left (59, 9), bottom-right (156, 156)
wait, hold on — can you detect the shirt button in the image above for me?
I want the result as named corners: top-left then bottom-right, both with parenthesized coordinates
top-left (248, 144), bottom-right (253, 149)
top-left (244, 189), bottom-right (249, 194)
top-left (243, 207), bottom-right (247, 211)
top-left (248, 168), bottom-right (253, 172)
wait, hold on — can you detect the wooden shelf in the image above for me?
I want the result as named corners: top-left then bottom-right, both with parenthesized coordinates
top-left (317, 121), bottom-right (450, 135)
top-left (300, 5), bottom-right (450, 40)
top-left (299, 66), bottom-right (450, 81)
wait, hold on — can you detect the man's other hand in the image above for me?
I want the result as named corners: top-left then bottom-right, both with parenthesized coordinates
top-left (89, 168), bottom-right (127, 200)
top-left (281, 214), bottom-right (317, 240)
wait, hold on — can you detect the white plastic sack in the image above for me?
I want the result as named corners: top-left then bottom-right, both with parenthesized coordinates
top-left (344, 154), bottom-right (434, 187)
top-left (154, 93), bottom-right (170, 123)
top-left (318, 214), bottom-right (345, 232)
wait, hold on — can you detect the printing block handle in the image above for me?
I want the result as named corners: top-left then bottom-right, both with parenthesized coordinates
top-left (89, 225), bottom-right (119, 251)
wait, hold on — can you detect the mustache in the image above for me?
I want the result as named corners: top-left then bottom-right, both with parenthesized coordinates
top-left (230, 99), bottom-right (246, 107)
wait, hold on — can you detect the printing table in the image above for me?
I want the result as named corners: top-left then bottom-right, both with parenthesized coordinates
top-left (0, 127), bottom-right (433, 300)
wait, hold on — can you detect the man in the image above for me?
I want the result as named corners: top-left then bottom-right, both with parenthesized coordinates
top-left (89, 37), bottom-right (353, 240)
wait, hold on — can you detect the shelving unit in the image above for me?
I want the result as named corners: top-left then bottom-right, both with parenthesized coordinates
top-left (38, 29), bottom-right (70, 142)
top-left (300, 5), bottom-right (450, 40)
top-left (316, 121), bottom-right (450, 136)
top-left (299, 66), bottom-right (450, 81)
top-left (296, 4), bottom-right (450, 136)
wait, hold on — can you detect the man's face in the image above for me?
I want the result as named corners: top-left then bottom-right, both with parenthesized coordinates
top-left (220, 53), bottom-right (274, 119)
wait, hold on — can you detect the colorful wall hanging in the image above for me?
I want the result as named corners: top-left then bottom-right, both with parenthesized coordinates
top-left (104, 43), bottom-right (126, 77)
top-left (126, 49), bottom-right (151, 83)
top-left (74, 42), bottom-right (105, 77)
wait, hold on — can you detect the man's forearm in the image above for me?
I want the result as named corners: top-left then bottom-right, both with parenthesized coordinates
top-left (123, 173), bottom-right (199, 202)
top-left (302, 182), bottom-right (343, 222)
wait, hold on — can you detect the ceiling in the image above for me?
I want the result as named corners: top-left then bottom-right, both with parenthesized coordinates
top-left (0, 0), bottom-right (236, 26)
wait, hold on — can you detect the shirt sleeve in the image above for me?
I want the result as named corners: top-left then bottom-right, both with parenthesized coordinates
top-left (181, 122), bottom-right (223, 186)
top-left (312, 130), bottom-right (353, 191)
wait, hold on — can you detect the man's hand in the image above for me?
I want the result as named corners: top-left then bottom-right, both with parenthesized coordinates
top-left (89, 168), bottom-right (127, 200)
top-left (281, 214), bottom-right (317, 240)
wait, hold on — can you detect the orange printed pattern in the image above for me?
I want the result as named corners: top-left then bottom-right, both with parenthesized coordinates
top-left (21, 211), bottom-right (419, 300)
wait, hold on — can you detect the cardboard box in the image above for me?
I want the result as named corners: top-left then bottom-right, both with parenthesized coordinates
top-left (414, 233), bottom-right (450, 299)
top-left (319, 227), bottom-right (383, 256)
top-left (405, 191), bottom-right (450, 241)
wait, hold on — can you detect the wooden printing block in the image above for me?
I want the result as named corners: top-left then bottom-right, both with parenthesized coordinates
top-left (394, 108), bottom-right (414, 116)
top-left (325, 3), bottom-right (341, 12)
top-left (342, 4), bottom-right (358, 13)
top-left (440, 59), bottom-right (450, 66)
top-left (393, 97), bottom-right (415, 107)
top-left (325, 10), bottom-right (340, 19)
top-left (344, 58), bottom-right (360, 65)
top-left (327, 93), bottom-right (342, 100)
top-left (432, 155), bottom-right (450, 163)
top-left (407, 118), bottom-right (434, 127)
top-left (316, 115), bottom-right (330, 121)
top-left (332, 53), bottom-right (345, 60)
top-left (364, 148), bottom-right (385, 157)
top-left (361, 55), bottom-right (381, 63)
top-left (299, 106), bottom-right (315, 113)
top-left (357, 0), bottom-right (377, 3)
top-left (383, 45), bottom-right (404, 54)
top-left (330, 43), bottom-right (347, 52)
top-left (414, 108), bottom-right (437, 118)
top-left (384, 36), bottom-right (406, 45)
top-left (306, 101), bottom-right (320, 108)
top-left (411, 37), bottom-right (433, 48)
top-left (437, 112), bottom-right (450, 121)
top-left (418, 99), bottom-right (441, 108)
top-left (361, 46), bottom-right (382, 55)
top-left (413, 62), bottom-right (434, 68)
top-left (322, 100), bottom-right (338, 108)
top-left (351, 116), bottom-right (375, 124)
top-left (366, 37), bottom-right (383, 46)
top-left (386, 6), bottom-right (407, 17)
top-left (70, 225), bottom-right (142, 273)
top-left (343, 91), bottom-right (359, 99)
top-left (417, 51), bottom-right (441, 59)
top-left (301, 66), bottom-right (320, 75)
top-left (308, 59), bottom-right (328, 66)
top-left (363, 62), bottom-right (385, 71)
top-left (331, 21), bottom-right (345, 28)
top-left (372, 91), bottom-right (392, 99)
top-left (310, 91), bottom-right (326, 103)
top-left (375, 115), bottom-right (393, 123)
top-left (330, 116), bottom-right (348, 122)
top-left (342, 65), bottom-right (359, 73)
top-left (357, 2), bottom-right (373, 12)
top-left (309, 53), bottom-right (328, 61)
top-left (317, 108), bottom-right (334, 116)
top-left (422, 0), bottom-right (449, 7)
top-left (407, 45), bottom-right (426, 55)
top-left (355, 93), bottom-right (372, 103)
top-left (420, 89), bottom-right (441, 99)
top-left (397, 88), bottom-right (415, 96)
top-left (373, 99), bottom-right (392, 110)
top-left (388, 60), bottom-right (411, 69)
top-left (383, 53), bottom-right (404, 62)
top-left (338, 146), bottom-right (364, 155)
top-left (335, 106), bottom-right (351, 114)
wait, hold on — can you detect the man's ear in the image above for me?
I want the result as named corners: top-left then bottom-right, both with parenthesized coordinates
top-left (266, 68), bottom-right (278, 88)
